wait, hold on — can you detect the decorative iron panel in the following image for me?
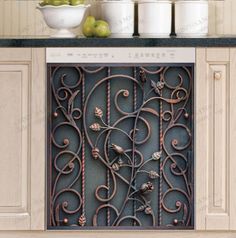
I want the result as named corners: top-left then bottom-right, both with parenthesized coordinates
top-left (47, 64), bottom-right (194, 229)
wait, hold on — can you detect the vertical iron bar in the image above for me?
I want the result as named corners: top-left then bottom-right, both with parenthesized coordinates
top-left (133, 67), bottom-right (137, 225)
top-left (158, 71), bottom-right (164, 226)
top-left (106, 67), bottom-right (111, 226)
top-left (81, 70), bottom-right (86, 225)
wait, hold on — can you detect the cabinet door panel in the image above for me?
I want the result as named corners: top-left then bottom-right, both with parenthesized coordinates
top-left (196, 48), bottom-right (236, 231)
top-left (206, 63), bottom-right (230, 230)
top-left (209, 65), bottom-right (228, 213)
top-left (0, 64), bottom-right (30, 229)
top-left (0, 48), bottom-right (46, 230)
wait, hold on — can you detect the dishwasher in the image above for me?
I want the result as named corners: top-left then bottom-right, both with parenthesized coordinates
top-left (46, 47), bottom-right (195, 230)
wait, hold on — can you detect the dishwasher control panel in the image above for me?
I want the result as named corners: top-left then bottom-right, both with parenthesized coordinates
top-left (46, 47), bottom-right (195, 64)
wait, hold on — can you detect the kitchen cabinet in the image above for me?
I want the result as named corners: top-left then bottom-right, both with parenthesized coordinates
top-left (47, 60), bottom-right (194, 229)
top-left (196, 48), bottom-right (236, 230)
top-left (0, 46), bottom-right (236, 234)
top-left (0, 48), bottom-right (45, 230)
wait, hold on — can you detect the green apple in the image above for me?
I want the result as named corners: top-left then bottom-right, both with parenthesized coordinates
top-left (82, 16), bottom-right (96, 37)
top-left (93, 20), bottom-right (111, 38)
top-left (70, 0), bottom-right (84, 5)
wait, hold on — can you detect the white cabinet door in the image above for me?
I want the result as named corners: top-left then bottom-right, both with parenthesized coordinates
top-left (0, 48), bottom-right (45, 230)
top-left (196, 48), bottom-right (236, 230)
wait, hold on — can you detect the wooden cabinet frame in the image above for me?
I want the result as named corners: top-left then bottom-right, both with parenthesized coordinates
top-left (0, 48), bottom-right (45, 230)
top-left (196, 48), bottom-right (236, 230)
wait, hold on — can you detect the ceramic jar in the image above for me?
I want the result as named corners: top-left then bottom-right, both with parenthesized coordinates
top-left (101, 0), bottom-right (134, 37)
top-left (138, 0), bottom-right (172, 37)
top-left (175, 0), bottom-right (209, 36)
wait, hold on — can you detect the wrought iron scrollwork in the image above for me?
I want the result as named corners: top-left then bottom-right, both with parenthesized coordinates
top-left (48, 64), bottom-right (194, 229)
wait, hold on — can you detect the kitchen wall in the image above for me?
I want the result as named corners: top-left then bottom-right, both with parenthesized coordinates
top-left (208, 0), bottom-right (236, 35)
top-left (0, 0), bottom-right (235, 37)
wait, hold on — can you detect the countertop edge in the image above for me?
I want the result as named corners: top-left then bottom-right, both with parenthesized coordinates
top-left (0, 37), bottom-right (236, 47)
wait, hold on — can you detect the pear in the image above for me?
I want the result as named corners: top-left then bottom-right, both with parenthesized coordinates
top-left (82, 16), bottom-right (96, 37)
top-left (82, 16), bottom-right (111, 38)
top-left (93, 20), bottom-right (111, 38)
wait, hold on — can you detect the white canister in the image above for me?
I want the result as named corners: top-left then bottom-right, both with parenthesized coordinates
top-left (101, 0), bottom-right (134, 37)
top-left (138, 0), bottom-right (172, 37)
top-left (175, 0), bottom-right (208, 37)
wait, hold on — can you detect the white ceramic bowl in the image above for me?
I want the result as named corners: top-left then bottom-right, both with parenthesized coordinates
top-left (37, 4), bottom-right (90, 38)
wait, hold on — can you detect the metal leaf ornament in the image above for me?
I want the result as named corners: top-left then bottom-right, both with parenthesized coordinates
top-left (149, 170), bottom-right (159, 179)
top-left (92, 147), bottom-right (100, 159)
top-left (78, 214), bottom-right (86, 226)
top-left (90, 123), bottom-right (101, 131)
top-left (94, 107), bottom-right (103, 118)
top-left (152, 151), bottom-right (161, 161)
top-left (111, 143), bottom-right (124, 155)
top-left (151, 80), bottom-right (165, 95)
